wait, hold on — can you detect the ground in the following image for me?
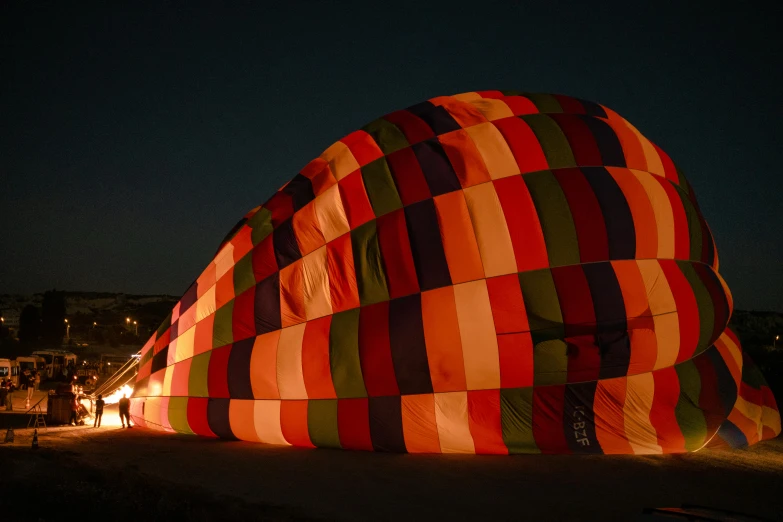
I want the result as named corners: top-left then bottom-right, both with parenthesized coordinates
top-left (2, 410), bottom-right (782, 522)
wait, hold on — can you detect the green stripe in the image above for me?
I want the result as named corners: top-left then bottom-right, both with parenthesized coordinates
top-left (520, 114), bottom-right (575, 169)
top-left (233, 252), bottom-right (256, 296)
top-left (212, 300), bottom-right (235, 349)
top-left (674, 165), bottom-right (690, 196)
top-left (308, 399), bottom-right (342, 449)
top-left (676, 261), bottom-right (715, 354)
top-left (674, 360), bottom-right (707, 451)
top-left (362, 118), bottom-right (410, 155)
top-left (248, 207), bottom-right (273, 246)
top-left (518, 269), bottom-right (564, 342)
top-left (329, 309), bottom-right (367, 398)
top-left (351, 220), bottom-right (390, 306)
top-left (361, 157), bottom-right (403, 217)
top-left (167, 397), bottom-right (194, 434)
top-left (188, 351), bottom-right (211, 397)
top-left (157, 311), bottom-right (172, 338)
top-left (676, 189), bottom-right (704, 262)
top-left (500, 388), bottom-right (540, 454)
top-left (523, 93), bottom-right (564, 114)
top-left (532, 339), bottom-right (568, 386)
top-left (523, 171), bottom-right (580, 267)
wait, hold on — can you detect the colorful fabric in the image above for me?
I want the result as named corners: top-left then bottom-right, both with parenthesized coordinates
top-left (130, 91), bottom-right (780, 453)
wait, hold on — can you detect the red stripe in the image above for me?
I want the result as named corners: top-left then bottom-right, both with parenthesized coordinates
top-left (376, 209), bottom-right (420, 299)
top-left (493, 176), bottom-right (549, 271)
top-left (532, 386), bottom-right (571, 454)
top-left (263, 191), bottom-right (294, 228)
top-left (207, 344), bottom-right (231, 398)
top-left (251, 235), bottom-right (278, 282)
top-left (659, 260), bottom-right (700, 363)
top-left (337, 170), bottom-right (375, 229)
top-left (553, 168), bottom-right (609, 263)
top-left (693, 353), bottom-right (725, 436)
top-left (550, 114), bottom-right (602, 165)
top-left (231, 287), bottom-right (256, 342)
top-left (650, 367), bottom-right (685, 453)
top-left (385, 147), bottom-right (432, 205)
top-left (301, 316), bottom-right (337, 399)
top-left (338, 398), bottom-right (374, 451)
top-left (492, 117), bottom-right (548, 173)
top-left (552, 95), bottom-right (587, 115)
top-left (340, 130), bottom-right (384, 167)
top-left (653, 176), bottom-right (690, 259)
top-left (652, 141), bottom-right (680, 185)
top-left (500, 96), bottom-right (538, 116)
top-left (382, 110), bottom-right (434, 145)
top-left (486, 274), bottom-right (528, 334)
top-left (186, 398), bottom-right (217, 437)
top-left (326, 233), bottom-right (360, 313)
top-left (467, 390), bottom-right (508, 454)
top-left (497, 333), bottom-right (534, 388)
top-left (280, 400), bottom-right (314, 448)
top-left (358, 302), bottom-right (399, 396)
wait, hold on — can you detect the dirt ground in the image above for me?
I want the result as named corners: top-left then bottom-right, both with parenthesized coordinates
top-left (2, 413), bottom-right (782, 521)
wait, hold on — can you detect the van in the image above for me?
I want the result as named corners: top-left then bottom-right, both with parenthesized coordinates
top-left (0, 358), bottom-right (20, 388)
top-left (16, 356), bottom-right (46, 376)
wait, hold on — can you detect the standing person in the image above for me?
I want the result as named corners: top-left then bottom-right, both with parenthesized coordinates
top-left (93, 394), bottom-right (104, 428)
top-left (25, 370), bottom-right (34, 403)
top-left (118, 394), bottom-right (131, 428)
top-left (34, 371), bottom-right (41, 391)
top-left (0, 382), bottom-right (7, 413)
top-left (69, 395), bottom-right (79, 426)
top-left (3, 380), bottom-right (12, 410)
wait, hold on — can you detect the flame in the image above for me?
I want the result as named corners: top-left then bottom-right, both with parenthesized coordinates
top-left (102, 384), bottom-right (134, 405)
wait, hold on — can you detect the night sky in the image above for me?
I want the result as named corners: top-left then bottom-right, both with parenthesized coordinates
top-left (1, 2), bottom-right (781, 311)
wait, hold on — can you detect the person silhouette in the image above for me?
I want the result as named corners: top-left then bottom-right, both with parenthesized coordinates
top-left (118, 393), bottom-right (131, 428)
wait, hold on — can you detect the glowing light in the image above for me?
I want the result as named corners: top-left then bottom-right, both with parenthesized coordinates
top-left (103, 384), bottom-right (134, 405)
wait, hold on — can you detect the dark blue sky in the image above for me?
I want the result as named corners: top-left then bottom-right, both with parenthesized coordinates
top-left (1, 2), bottom-right (781, 311)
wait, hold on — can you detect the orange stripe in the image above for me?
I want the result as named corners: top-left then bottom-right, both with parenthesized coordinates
top-left (633, 171), bottom-right (676, 259)
top-left (454, 280), bottom-right (500, 390)
top-left (594, 378), bottom-right (634, 454)
top-left (612, 260), bottom-right (657, 376)
top-left (463, 183), bottom-right (517, 277)
top-left (292, 200), bottom-right (326, 256)
top-left (229, 400), bottom-right (259, 442)
top-left (437, 129), bottom-right (491, 188)
top-left (465, 122), bottom-right (520, 179)
top-left (637, 260), bottom-right (680, 370)
top-left (434, 392), bottom-right (476, 454)
top-left (250, 330), bottom-right (280, 399)
top-left (280, 259), bottom-right (305, 327)
top-left (433, 191), bottom-right (485, 284)
top-left (253, 400), bottom-right (290, 445)
top-left (401, 394), bottom-right (441, 453)
top-left (601, 109), bottom-right (648, 172)
top-left (421, 286), bottom-right (467, 392)
top-left (276, 324), bottom-right (308, 399)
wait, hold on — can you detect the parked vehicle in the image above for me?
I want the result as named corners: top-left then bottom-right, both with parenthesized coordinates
top-left (0, 358), bottom-right (20, 388)
top-left (15, 356), bottom-right (46, 376)
top-left (31, 350), bottom-right (77, 379)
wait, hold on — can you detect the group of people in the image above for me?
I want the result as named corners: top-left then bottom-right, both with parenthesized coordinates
top-left (0, 369), bottom-right (40, 410)
top-left (68, 392), bottom-right (132, 429)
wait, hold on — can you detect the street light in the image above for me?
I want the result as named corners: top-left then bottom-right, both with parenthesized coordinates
top-left (775, 335), bottom-right (780, 350)
top-left (64, 318), bottom-right (70, 340)
top-left (133, 320), bottom-right (138, 336)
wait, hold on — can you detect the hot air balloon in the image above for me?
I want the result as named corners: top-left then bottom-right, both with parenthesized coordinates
top-left (130, 91), bottom-right (780, 453)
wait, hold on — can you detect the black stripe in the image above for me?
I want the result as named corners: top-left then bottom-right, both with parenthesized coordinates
top-left (389, 294), bottom-right (433, 395)
top-left (411, 139), bottom-right (462, 197)
top-left (582, 263), bottom-right (629, 379)
top-left (227, 338), bottom-right (254, 399)
top-left (580, 167), bottom-right (635, 259)
top-left (563, 381), bottom-right (602, 454)
top-left (282, 174), bottom-right (316, 212)
top-left (273, 218), bottom-right (301, 269)
top-left (404, 199), bottom-right (452, 291)
top-left (368, 396), bottom-right (407, 452)
top-left (206, 398), bottom-right (237, 440)
top-left (254, 273), bottom-right (281, 335)
top-left (405, 101), bottom-right (461, 135)
top-left (578, 116), bottom-right (626, 168)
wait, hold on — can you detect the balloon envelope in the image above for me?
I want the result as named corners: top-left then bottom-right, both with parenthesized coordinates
top-left (130, 91), bottom-right (780, 453)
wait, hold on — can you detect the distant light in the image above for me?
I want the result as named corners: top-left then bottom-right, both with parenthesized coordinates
top-left (126, 317), bottom-right (130, 323)
top-left (64, 319), bottom-right (68, 323)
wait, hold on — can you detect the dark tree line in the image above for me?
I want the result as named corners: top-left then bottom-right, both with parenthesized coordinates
top-left (17, 290), bottom-right (67, 350)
